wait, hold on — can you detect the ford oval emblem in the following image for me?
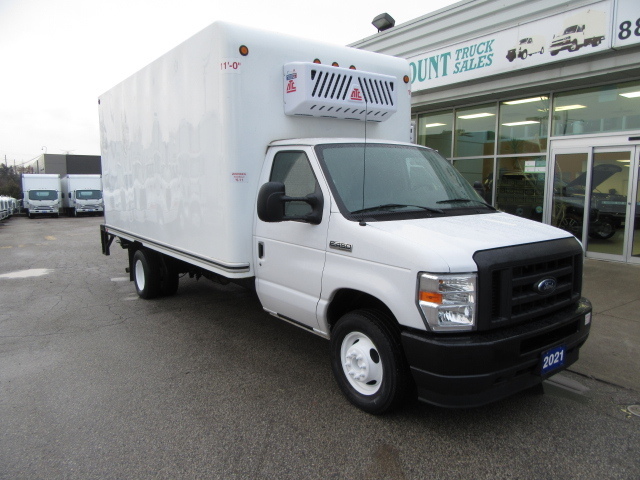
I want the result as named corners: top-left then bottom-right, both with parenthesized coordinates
top-left (534, 278), bottom-right (557, 295)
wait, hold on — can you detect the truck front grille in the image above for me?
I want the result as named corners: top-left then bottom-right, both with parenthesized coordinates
top-left (474, 238), bottom-right (583, 331)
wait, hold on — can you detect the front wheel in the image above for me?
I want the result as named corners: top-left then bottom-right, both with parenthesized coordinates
top-left (330, 310), bottom-right (412, 414)
top-left (589, 220), bottom-right (616, 240)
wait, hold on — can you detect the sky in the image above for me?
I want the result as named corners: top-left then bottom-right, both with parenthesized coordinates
top-left (0, 0), bottom-right (459, 167)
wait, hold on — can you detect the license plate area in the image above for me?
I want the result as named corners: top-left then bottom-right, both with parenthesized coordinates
top-left (539, 345), bottom-right (566, 375)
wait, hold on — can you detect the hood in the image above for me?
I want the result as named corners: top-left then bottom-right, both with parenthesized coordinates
top-left (367, 212), bottom-right (572, 272)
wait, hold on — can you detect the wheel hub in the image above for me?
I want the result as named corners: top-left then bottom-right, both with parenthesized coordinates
top-left (345, 349), bottom-right (370, 382)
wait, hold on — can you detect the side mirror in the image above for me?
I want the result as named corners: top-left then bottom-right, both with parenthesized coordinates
top-left (257, 182), bottom-right (286, 222)
top-left (257, 181), bottom-right (323, 225)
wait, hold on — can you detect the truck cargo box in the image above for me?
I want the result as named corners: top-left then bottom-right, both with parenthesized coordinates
top-left (99, 22), bottom-right (410, 277)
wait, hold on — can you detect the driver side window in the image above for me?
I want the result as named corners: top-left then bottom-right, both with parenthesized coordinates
top-left (270, 151), bottom-right (318, 217)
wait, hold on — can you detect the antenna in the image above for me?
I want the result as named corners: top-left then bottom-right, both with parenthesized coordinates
top-left (361, 82), bottom-right (369, 211)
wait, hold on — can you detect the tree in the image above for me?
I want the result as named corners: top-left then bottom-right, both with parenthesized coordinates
top-left (0, 164), bottom-right (22, 199)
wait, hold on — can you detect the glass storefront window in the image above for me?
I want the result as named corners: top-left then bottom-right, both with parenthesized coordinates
top-left (494, 156), bottom-right (546, 221)
top-left (586, 150), bottom-right (630, 256)
top-left (452, 158), bottom-right (494, 204)
top-left (633, 171), bottom-right (640, 258)
top-left (454, 104), bottom-right (497, 157)
top-left (552, 80), bottom-right (640, 136)
top-left (417, 111), bottom-right (453, 157)
top-left (499, 96), bottom-right (549, 154)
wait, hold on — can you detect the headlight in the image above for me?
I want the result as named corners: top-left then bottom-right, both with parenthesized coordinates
top-left (417, 273), bottom-right (477, 332)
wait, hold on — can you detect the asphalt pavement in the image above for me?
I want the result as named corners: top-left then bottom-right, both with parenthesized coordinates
top-left (1, 215), bottom-right (639, 479)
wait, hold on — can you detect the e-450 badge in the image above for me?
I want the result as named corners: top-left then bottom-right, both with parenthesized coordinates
top-left (329, 241), bottom-right (352, 252)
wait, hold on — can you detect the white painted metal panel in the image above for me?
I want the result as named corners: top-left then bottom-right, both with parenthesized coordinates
top-left (99, 22), bottom-right (410, 278)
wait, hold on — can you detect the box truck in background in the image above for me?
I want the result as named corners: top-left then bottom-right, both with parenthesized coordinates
top-left (99, 22), bottom-right (591, 414)
top-left (0, 196), bottom-right (8, 220)
top-left (61, 174), bottom-right (104, 216)
top-left (22, 174), bottom-right (61, 218)
top-left (550, 9), bottom-right (606, 55)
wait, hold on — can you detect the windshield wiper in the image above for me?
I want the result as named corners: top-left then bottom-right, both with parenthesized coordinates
top-left (351, 203), bottom-right (444, 215)
top-left (436, 198), bottom-right (495, 210)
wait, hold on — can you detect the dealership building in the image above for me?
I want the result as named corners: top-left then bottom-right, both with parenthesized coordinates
top-left (353, 0), bottom-right (640, 264)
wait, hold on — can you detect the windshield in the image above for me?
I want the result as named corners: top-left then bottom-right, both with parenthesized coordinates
top-left (28, 190), bottom-right (57, 201)
top-left (76, 190), bottom-right (102, 200)
top-left (316, 143), bottom-right (492, 219)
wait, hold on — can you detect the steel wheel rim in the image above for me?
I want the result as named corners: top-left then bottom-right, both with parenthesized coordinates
top-left (340, 331), bottom-right (383, 395)
top-left (135, 259), bottom-right (146, 291)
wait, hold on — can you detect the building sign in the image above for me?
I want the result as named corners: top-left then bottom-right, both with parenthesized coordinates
top-left (613, 0), bottom-right (640, 48)
top-left (408, 1), bottom-right (614, 91)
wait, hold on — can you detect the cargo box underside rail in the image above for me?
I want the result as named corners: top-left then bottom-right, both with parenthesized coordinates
top-left (100, 225), bottom-right (251, 275)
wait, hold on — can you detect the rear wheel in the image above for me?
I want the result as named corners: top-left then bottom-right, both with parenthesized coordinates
top-left (159, 256), bottom-right (180, 296)
top-left (330, 310), bottom-right (412, 414)
top-left (133, 249), bottom-right (161, 299)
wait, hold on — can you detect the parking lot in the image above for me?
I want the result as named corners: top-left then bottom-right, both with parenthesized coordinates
top-left (1, 215), bottom-right (639, 479)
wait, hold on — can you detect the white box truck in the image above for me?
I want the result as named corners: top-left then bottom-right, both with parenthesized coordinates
top-left (61, 174), bottom-right (104, 216)
top-left (99, 22), bottom-right (591, 413)
top-left (550, 9), bottom-right (606, 56)
top-left (0, 196), bottom-right (8, 220)
top-left (22, 174), bottom-right (61, 218)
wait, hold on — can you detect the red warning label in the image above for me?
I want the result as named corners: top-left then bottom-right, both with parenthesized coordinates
top-left (286, 80), bottom-right (296, 93)
top-left (231, 172), bottom-right (248, 183)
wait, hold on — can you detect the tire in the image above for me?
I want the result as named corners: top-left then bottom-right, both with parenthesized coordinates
top-left (330, 310), bottom-right (412, 414)
top-left (132, 249), bottom-right (161, 299)
top-left (589, 220), bottom-right (616, 240)
top-left (569, 40), bottom-right (578, 52)
top-left (159, 256), bottom-right (180, 296)
top-left (521, 49), bottom-right (528, 60)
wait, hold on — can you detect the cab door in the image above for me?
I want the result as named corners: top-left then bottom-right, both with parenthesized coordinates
top-left (254, 147), bottom-right (331, 329)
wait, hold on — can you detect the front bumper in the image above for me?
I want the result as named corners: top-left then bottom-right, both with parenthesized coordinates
top-left (30, 207), bottom-right (59, 215)
top-left (401, 298), bottom-right (592, 408)
top-left (77, 207), bottom-right (104, 213)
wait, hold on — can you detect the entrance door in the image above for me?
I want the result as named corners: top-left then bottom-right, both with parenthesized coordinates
top-left (550, 145), bottom-right (640, 263)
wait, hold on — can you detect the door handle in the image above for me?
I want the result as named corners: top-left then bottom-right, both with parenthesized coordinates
top-left (258, 241), bottom-right (265, 259)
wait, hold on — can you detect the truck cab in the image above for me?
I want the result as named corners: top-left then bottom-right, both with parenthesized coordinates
top-left (22, 174), bottom-right (62, 218)
top-left (254, 138), bottom-right (591, 411)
